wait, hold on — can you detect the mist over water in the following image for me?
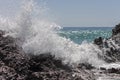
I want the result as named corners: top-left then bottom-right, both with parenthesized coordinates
top-left (0, 0), bottom-right (107, 67)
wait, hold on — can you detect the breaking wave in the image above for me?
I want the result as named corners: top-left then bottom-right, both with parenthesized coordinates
top-left (0, 0), bottom-right (106, 67)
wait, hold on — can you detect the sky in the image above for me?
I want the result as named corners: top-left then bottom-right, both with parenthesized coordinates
top-left (0, 0), bottom-right (120, 27)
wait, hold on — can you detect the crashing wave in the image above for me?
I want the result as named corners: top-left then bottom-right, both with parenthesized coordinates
top-left (0, 0), bottom-right (106, 67)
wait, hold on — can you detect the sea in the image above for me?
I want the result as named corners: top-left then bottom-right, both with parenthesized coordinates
top-left (0, 0), bottom-right (119, 79)
top-left (59, 27), bottom-right (113, 44)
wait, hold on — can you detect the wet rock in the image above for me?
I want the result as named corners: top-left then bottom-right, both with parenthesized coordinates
top-left (77, 63), bottom-right (95, 70)
top-left (0, 30), bottom-right (5, 37)
top-left (28, 71), bottom-right (72, 80)
top-left (0, 30), bottom-right (96, 80)
top-left (94, 37), bottom-right (103, 46)
top-left (107, 68), bottom-right (119, 73)
top-left (99, 62), bottom-right (120, 75)
top-left (28, 54), bottom-right (95, 80)
top-left (100, 67), bottom-right (106, 70)
top-left (93, 23), bottom-right (120, 63)
top-left (112, 23), bottom-right (120, 35)
top-left (100, 67), bottom-right (120, 74)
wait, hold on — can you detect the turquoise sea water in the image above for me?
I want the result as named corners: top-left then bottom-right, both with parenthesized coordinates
top-left (59, 27), bottom-right (113, 44)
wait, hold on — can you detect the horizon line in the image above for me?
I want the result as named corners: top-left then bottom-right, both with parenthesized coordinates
top-left (62, 26), bottom-right (114, 27)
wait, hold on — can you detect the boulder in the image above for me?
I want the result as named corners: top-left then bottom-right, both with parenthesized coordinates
top-left (94, 37), bottom-right (103, 46)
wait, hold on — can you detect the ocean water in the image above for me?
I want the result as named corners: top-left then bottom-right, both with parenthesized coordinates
top-left (0, 1), bottom-right (120, 79)
top-left (0, 1), bottom-right (119, 80)
top-left (59, 27), bottom-right (113, 44)
top-left (0, 0), bottom-right (116, 68)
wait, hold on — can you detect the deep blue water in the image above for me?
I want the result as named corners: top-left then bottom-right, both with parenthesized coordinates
top-left (59, 27), bottom-right (113, 44)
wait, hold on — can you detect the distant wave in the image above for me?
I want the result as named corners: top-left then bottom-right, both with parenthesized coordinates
top-left (58, 30), bottom-right (112, 44)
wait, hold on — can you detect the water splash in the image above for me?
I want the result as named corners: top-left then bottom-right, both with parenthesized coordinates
top-left (0, 0), bottom-right (106, 67)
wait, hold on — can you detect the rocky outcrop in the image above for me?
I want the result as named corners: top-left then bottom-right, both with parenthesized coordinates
top-left (2, 23), bottom-right (120, 80)
top-left (94, 23), bottom-right (120, 63)
top-left (94, 37), bottom-right (103, 46)
top-left (93, 23), bottom-right (120, 79)
top-left (99, 63), bottom-right (120, 73)
top-left (0, 30), bottom-right (95, 80)
top-left (112, 23), bottom-right (120, 36)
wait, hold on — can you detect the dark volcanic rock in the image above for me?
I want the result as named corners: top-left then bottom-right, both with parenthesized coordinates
top-left (77, 63), bottom-right (95, 70)
top-left (112, 23), bottom-right (120, 36)
top-left (100, 64), bottom-right (120, 74)
top-left (94, 37), bottom-right (103, 46)
top-left (94, 23), bottom-right (120, 63)
top-left (0, 30), bottom-right (95, 80)
top-left (107, 68), bottom-right (120, 73)
top-left (0, 31), bottom-right (30, 80)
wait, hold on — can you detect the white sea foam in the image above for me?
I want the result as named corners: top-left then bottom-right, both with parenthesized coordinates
top-left (0, 0), bottom-right (106, 67)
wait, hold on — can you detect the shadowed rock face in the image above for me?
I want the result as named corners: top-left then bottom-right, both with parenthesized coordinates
top-left (93, 23), bottom-right (120, 63)
top-left (112, 23), bottom-right (120, 36)
top-left (0, 30), bottom-right (95, 80)
top-left (94, 37), bottom-right (103, 47)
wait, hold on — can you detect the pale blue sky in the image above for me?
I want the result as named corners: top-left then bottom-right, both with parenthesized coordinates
top-left (0, 0), bottom-right (120, 27)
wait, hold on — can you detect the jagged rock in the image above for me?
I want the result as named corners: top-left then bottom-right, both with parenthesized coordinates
top-left (112, 23), bottom-right (120, 35)
top-left (77, 63), bottom-right (95, 70)
top-left (28, 54), bottom-right (95, 80)
top-left (0, 30), bottom-right (96, 80)
top-left (100, 63), bottom-right (120, 74)
top-left (93, 23), bottom-right (120, 63)
top-left (107, 68), bottom-right (120, 73)
top-left (94, 37), bottom-right (103, 46)
top-left (2, 22), bottom-right (120, 80)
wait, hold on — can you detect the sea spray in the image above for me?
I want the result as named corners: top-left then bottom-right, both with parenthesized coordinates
top-left (0, 0), bottom-right (106, 67)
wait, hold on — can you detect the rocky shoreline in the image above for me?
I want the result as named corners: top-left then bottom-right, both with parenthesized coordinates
top-left (94, 24), bottom-right (120, 80)
top-left (94, 23), bottom-right (120, 63)
top-left (1, 24), bottom-right (120, 80)
top-left (0, 30), bottom-right (95, 80)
